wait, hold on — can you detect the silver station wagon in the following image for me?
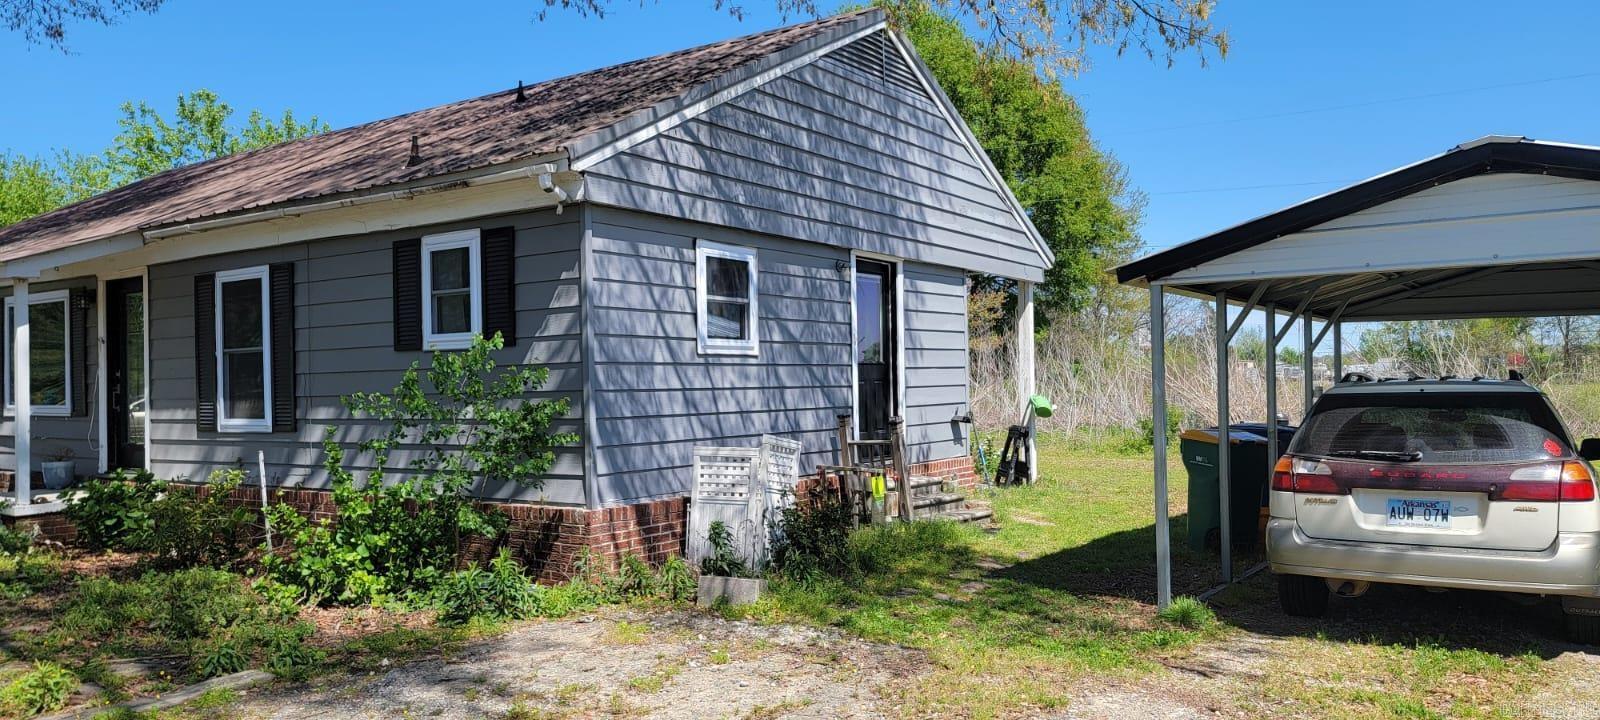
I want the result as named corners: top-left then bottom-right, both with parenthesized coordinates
top-left (1267, 376), bottom-right (1600, 643)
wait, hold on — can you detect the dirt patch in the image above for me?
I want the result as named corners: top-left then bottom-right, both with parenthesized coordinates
top-left (225, 610), bottom-right (923, 719)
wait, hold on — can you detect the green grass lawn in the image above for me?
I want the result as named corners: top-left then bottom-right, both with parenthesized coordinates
top-left (731, 432), bottom-right (1593, 719)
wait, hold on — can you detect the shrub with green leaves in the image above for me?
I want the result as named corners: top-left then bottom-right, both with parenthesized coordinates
top-left (698, 521), bottom-right (753, 578)
top-left (62, 469), bottom-right (165, 551)
top-left (0, 518), bottom-right (33, 555)
top-left (262, 333), bottom-right (577, 606)
top-left (432, 549), bottom-right (537, 626)
top-left (1156, 596), bottom-right (1216, 630)
top-left (0, 661), bottom-right (77, 717)
top-left (144, 470), bottom-right (258, 569)
top-left (769, 486), bottom-right (858, 582)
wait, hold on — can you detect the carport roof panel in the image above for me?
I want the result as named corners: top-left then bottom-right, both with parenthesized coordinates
top-left (1115, 137), bottom-right (1600, 285)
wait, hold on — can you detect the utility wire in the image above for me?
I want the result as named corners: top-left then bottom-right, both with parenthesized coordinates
top-left (1105, 71), bottom-right (1600, 136)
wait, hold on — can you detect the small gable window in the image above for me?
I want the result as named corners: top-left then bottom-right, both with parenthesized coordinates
top-left (695, 240), bottom-right (759, 356)
top-left (422, 229), bottom-right (482, 350)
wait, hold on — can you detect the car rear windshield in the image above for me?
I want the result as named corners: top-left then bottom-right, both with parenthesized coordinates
top-left (1290, 392), bottom-right (1570, 464)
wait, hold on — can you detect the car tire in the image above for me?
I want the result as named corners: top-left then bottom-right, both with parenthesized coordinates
top-left (1565, 612), bottom-right (1600, 645)
top-left (1277, 574), bottom-right (1329, 618)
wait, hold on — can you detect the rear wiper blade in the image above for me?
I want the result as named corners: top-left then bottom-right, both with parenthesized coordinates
top-left (1328, 449), bottom-right (1423, 462)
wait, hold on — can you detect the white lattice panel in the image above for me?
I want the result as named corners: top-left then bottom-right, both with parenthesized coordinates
top-left (687, 436), bottom-right (804, 572)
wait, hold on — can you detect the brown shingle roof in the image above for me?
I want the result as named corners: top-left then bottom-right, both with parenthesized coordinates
top-left (0, 9), bottom-right (876, 263)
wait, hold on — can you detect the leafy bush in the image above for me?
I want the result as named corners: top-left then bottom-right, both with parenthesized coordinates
top-left (0, 520), bottom-right (33, 555)
top-left (769, 487), bottom-right (857, 582)
top-left (0, 551), bottom-right (61, 601)
top-left (0, 661), bottom-right (77, 717)
top-left (62, 469), bottom-right (164, 551)
top-left (144, 470), bottom-right (258, 569)
top-left (698, 521), bottom-right (752, 578)
top-left (432, 549), bottom-right (537, 626)
top-left (262, 333), bottom-right (577, 606)
top-left (656, 556), bottom-right (696, 603)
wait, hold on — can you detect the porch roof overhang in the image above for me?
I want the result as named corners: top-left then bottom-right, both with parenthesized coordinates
top-left (1117, 136), bottom-right (1600, 322)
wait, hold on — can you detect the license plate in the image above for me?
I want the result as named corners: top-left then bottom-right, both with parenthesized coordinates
top-left (1386, 498), bottom-right (1453, 528)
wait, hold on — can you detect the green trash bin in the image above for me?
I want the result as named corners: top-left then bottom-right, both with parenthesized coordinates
top-left (1179, 423), bottom-right (1296, 551)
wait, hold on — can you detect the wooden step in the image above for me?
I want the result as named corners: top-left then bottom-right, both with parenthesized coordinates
top-left (886, 475), bottom-right (944, 493)
top-left (911, 491), bottom-right (966, 509)
top-left (932, 507), bottom-right (994, 523)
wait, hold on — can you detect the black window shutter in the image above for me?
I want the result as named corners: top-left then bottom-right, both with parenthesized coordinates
top-left (481, 226), bottom-right (517, 345)
top-left (269, 263), bottom-right (296, 433)
top-left (393, 238), bottom-right (422, 351)
top-left (69, 288), bottom-right (88, 417)
top-left (194, 273), bottom-right (217, 433)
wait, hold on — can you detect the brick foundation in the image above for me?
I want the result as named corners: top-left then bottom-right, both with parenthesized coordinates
top-left (909, 456), bottom-right (980, 489)
top-left (5, 453), bottom-right (973, 579)
top-left (2, 511), bottom-right (77, 544)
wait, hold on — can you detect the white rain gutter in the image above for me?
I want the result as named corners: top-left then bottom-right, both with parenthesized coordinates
top-left (143, 160), bottom-right (578, 241)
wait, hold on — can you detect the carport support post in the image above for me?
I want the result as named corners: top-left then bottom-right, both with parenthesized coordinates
top-left (1302, 315), bottom-right (1315, 417)
top-left (11, 279), bottom-right (30, 506)
top-left (1265, 304), bottom-right (1279, 537)
top-left (1214, 291), bottom-right (1231, 583)
top-left (1333, 321), bottom-right (1343, 378)
top-left (1150, 283), bottom-right (1172, 609)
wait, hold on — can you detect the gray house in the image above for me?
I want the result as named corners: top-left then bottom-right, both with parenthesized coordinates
top-left (0, 9), bottom-right (1049, 571)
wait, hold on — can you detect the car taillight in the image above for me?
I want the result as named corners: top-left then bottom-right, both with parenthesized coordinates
top-left (1271, 456), bottom-right (1343, 494)
top-left (1498, 461), bottom-right (1597, 502)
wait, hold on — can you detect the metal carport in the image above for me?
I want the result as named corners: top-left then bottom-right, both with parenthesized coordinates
top-left (1115, 135), bottom-right (1600, 607)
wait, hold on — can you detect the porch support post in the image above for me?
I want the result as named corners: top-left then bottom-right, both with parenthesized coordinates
top-left (1016, 280), bottom-right (1037, 484)
top-left (1214, 291), bottom-right (1231, 583)
top-left (1265, 304), bottom-right (1279, 569)
top-left (1302, 315), bottom-right (1315, 418)
top-left (1150, 283), bottom-right (1172, 609)
top-left (12, 279), bottom-right (30, 505)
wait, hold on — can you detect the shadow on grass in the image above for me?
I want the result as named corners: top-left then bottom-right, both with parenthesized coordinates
top-left (991, 512), bottom-right (1261, 604)
top-left (1211, 572), bottom-right (1580, 661)
top-left (988, 515), bottom-right (1584, 660)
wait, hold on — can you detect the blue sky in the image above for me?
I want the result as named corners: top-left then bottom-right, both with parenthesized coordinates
top-left (5, 0), bottom-right (1599, 257)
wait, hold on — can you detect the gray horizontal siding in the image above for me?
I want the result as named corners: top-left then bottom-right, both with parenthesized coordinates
top-left (0, 276), bottom-right (100, 479)
top-left (144, 209), bottom-right (588, 505)
top-left (583, 31), bottom-right (1045, 283)
top-left (588, 208), bottom-right (852, 506)
top-left (901, 263), bottom-right (970, 465)
top-left (586, 206), bottom-right (971, 506)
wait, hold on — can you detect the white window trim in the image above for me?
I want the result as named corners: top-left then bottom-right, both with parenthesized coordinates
top-left (420, 229), bottom-right (483, 351)
top-left (695, 239), bottom-right (759, 356)
top-left (4, 289), bottom-right (71, 417)
top-left (214, 265), bottom-right (273, 433)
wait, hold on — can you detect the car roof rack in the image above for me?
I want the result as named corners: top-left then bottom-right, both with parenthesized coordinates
top-left (1508, 368), bottom-right (1525, 382)
top-left (1338, 372), bottom-right (1374, 384)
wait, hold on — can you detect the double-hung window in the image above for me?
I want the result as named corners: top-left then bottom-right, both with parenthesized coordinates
top-left (695, 240), bottom-right (759, 356)
top-left (215, 266), bottom-right (272, 432)
top-left (421, 229), bottom-right (482, 350)
top-left (4, 290), bottom-right (70, 416)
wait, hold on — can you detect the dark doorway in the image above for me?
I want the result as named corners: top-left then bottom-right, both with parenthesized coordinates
top-left (854, 258), bottom-right (897, 465)
top-left (106, 277), bottom-right (145, 470)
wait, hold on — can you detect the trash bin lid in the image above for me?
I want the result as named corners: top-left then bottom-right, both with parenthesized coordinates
top-left (1179, 423), bottom-right (1297, 445)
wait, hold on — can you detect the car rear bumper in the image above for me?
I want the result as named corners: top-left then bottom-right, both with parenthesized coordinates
top-left (1266, 517), bottom-right (1600, 596)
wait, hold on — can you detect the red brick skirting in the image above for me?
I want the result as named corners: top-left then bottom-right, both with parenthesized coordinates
top-left (5, 453), bottom-right (974, 580)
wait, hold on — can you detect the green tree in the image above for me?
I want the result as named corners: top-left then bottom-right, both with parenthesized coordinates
top-left (896, 3), bottom-right (1143, 325)
top-left (0, 90), bottom-right (327, 228)
top-left (101, 90), bottom-right (329, 190)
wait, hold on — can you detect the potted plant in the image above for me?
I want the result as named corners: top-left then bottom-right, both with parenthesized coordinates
top-left (696, 520), bottom-right (765, 606)
top-left (40, 447), bottom-right (76, 490)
